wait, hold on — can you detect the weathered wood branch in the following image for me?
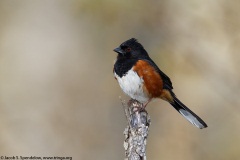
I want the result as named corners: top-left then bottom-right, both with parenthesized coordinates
top-left (121, 99), bottom-right (151, 160)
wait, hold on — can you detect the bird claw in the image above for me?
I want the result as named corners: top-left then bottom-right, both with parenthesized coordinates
top-left (127, 99), bottom-right (148, 115)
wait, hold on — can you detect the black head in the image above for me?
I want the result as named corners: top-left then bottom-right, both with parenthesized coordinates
top-left (113, 38), bottom-right (149, 58)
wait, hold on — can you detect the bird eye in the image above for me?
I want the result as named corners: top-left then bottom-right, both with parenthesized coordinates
top-left (126, 47), bottom-right (131, 52)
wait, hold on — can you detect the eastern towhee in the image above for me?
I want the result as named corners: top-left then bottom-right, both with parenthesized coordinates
top-left (113, 38), bottom-right (207, 129)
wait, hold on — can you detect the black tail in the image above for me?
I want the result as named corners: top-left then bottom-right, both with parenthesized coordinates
top-left (170, 95), bottom-right (208, 129)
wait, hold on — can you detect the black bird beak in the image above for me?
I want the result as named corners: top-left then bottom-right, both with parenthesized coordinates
top-left (113, 47), bottom-right (124, 55)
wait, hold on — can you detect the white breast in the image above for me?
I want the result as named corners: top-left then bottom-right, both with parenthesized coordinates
top-left (114, 68), bottom-right (149, 103)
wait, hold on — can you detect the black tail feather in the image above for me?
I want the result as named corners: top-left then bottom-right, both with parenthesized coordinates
top-left (170, 95), bottom-right (208, 129)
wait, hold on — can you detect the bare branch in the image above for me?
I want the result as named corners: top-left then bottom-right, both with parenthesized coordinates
top-left (121, 99), bottom-right (151, 160)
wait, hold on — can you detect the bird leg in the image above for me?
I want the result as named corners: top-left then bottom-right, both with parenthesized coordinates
top-left (143, 98), bottom-right (152, 109)
top-left (128, 98), bottom-right (152, 113)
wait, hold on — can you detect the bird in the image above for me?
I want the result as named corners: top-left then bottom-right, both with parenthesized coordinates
top-left (113, 38), bottom-right (207, 129)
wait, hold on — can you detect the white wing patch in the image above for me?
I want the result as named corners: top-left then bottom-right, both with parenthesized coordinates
top-left (114, 69), bottom-right (149, 103)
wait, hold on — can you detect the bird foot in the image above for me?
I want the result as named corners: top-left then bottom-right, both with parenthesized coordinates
top-left (128, 99), bottom-right (150, 113)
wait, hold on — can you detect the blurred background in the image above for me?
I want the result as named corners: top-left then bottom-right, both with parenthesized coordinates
top-left (0, 0), bottom-right (239, 159)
